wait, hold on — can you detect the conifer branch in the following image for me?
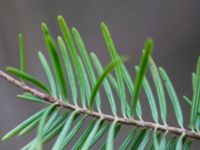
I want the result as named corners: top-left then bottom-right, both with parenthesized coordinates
top-left (0, 70), bottom-right (200, 140)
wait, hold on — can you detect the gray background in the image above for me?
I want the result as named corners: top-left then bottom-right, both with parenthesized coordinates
top-left (0, 0), bottom-right (200, 149)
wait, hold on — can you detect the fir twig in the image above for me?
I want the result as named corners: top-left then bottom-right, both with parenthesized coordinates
top-left (0, 70), bottom-right (200, 140)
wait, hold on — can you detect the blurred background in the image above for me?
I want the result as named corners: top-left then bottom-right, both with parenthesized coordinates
top-left (0, 0), bottom-right (200, 149)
